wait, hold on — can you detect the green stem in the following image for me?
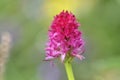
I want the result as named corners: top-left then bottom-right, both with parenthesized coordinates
top-left (64, 61), bottom-right (75, 80)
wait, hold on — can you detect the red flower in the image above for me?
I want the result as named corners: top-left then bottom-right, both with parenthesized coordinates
top-left (45, 11), bottom-right (85, 62)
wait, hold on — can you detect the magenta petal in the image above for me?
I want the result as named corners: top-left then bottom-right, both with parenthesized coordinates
top-left (75, 54), bottom-right (85, 60)
top-left (60, 53), bottom-right (66, 62)
top-left (45, 56), bottom-right (55, 61)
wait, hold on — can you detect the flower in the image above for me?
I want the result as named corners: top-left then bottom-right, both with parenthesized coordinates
top-left (45, 10), bottom-right (85, 62)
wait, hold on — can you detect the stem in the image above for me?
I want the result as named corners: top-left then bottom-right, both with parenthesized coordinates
top-left (64, 61), bottom-right (75, 80)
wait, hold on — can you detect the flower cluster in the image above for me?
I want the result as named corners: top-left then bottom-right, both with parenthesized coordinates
top-left (45, 11), bottom-right (85, 62)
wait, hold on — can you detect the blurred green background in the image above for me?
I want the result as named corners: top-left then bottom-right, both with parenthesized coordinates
top-left (0, 0), bottom-right (120, 80)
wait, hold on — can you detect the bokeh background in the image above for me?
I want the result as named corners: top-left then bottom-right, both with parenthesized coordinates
top-left (0, 0), bottom-right (120, 80)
